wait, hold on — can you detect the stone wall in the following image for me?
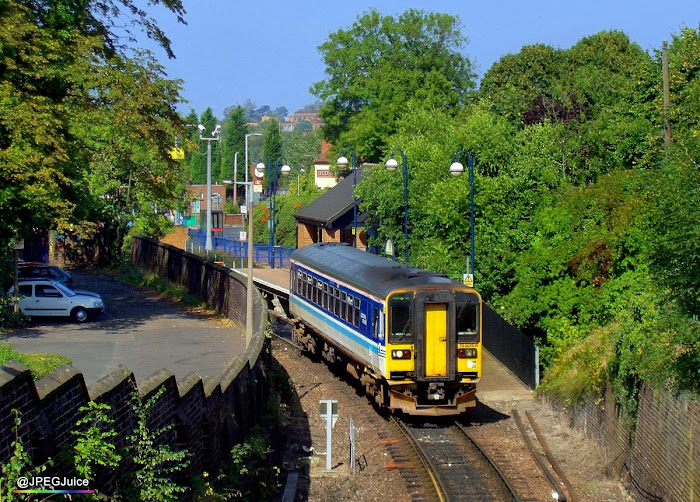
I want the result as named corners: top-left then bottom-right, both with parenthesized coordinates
top-left (555, 383), bottom-right (699, 501)
top-left (0, 235), bottom-right (270, 493)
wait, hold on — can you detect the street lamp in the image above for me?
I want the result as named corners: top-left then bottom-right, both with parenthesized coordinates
top-left (385, 148), bottom-right (409, 263)
top-left (336, 148), bottom-right (357, 247)
top-left (199, 124), bottom-right (221, 252)
top-left (449, 151), bottom-right (475, 286)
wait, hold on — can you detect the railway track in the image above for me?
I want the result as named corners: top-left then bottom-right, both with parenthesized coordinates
top-left (391, 417), bottom-right (518, 501)
top-left (388, 414), bottom-right (578, 502)
top-left (271, 313), bottom-right (578, 502)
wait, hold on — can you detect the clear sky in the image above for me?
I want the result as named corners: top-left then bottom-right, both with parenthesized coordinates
top-left (145, 0), bottom-right (699, 119)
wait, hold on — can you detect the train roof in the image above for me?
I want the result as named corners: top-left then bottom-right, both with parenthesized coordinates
top-left (290, 243), bottom-right (458, 299)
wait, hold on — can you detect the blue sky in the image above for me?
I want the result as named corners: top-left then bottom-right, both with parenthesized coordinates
top-left (145, 0), bottom-right (699, 119)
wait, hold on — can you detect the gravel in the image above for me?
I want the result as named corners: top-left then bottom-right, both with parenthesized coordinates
top-left (270, 333), bottom-right (633, 502)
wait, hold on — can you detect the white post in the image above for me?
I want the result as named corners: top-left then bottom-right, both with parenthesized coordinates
top-left (246, 180), bottom-right (254, 348)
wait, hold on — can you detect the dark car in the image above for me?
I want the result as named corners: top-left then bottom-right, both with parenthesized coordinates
top-left (17, 263), bottom-right (72, 286)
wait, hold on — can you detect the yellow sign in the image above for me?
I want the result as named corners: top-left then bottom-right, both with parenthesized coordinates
top-left (170, 147), bottom-right (185, 160)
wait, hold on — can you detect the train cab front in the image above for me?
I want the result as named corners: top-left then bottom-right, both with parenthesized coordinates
top-left (385, 288), bottom-right (482, 416)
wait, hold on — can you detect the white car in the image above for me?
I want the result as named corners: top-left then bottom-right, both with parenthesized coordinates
top-left (8, 280), bottom-right (105, 322)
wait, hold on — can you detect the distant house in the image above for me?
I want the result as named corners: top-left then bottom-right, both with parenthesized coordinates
top-left (295, 166), bottom-right (367, 249)
top-left (187, 184), bottom-right (228, 227)
top-left (283, 109), bottom-right (324, 131)
top-left (313, 140), bottom-right (336, 189)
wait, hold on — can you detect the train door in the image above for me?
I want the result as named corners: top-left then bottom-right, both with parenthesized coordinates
top-left (415, 291), bottom-right (455, 380)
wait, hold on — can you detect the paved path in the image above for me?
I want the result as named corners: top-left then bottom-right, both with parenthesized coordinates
top-left (3, 270), bottom-right (245, 387)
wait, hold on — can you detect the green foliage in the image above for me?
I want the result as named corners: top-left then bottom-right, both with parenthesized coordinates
top-left (0, 296), bottom-right (28, 332)
top-left (220, 106), bottom-right (247, 184)
top-left (537, 327), bottom-right (615, 406)
top-left (350, 21), bottom-right (700, 407)
top-left (312, 8), bottom-right (475, 161)
top-left (228, 429), bottom-right (280, 500)
top-left (72, 402), bottom-right (121, 482)
top-left (0, 0), bottom-right (189, 262)
top-left (123, 386), bottom-right (190, 501)
top-left (0, 410), bottom-right (52, 501)
top-left (252, 180), bottom-right (321, 247)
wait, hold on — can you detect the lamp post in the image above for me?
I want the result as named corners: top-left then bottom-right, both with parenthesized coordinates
top-left (448, 151), bottom-right (475, 286)
top-left (199, 124), bottom-right (221, 252)
top-left (336, 148), bottom-right (357, 247)
top-left (232, 152), bottom-right (239, 206)
top-left (245, 133), bottom-right (262, 209)
top-left (270, 157), bottom-right (290, 268)
top-left (385, 148), bottom-right (409, 263)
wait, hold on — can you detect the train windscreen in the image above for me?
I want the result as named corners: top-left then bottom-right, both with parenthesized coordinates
top-left (388, 293), bottom-right (413, 343)
top-left (455, 291), bottom-right (480, 342)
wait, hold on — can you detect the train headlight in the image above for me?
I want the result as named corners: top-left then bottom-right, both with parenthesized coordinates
top-left (458, 348), bottom-right (478, 358)
top-left (391, 350), bottom-right (412, 360)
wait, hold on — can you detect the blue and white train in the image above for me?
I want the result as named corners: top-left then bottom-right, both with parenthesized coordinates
top-left (289, 243), bottom-right (482, 416)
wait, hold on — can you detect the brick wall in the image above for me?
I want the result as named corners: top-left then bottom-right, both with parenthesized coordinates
top-left (296, 223), bottom-right (316, 248)
top-left (551, 383), bottom-right (699, 501)
top-left (0, 236), bottom-right (270, 494)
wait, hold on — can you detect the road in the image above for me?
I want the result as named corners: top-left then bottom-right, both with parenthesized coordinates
top-left (2, 269), bottom-right (245, 387)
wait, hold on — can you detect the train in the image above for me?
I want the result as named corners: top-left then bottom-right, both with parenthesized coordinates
top-left (288, 242), bottom-right (482, 416)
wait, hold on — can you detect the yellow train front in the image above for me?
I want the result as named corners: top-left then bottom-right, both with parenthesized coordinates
top-left (289, 243), bottom-right (481, 416)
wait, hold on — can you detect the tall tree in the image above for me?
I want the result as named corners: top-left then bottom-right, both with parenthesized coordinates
top-left (479, 44), bottom-right (565, 126)
top-left (311, 8), bottom-right (475, 161)
top-left (262, 119), bottom-right (283, 182)
top-left (0, 0), bottom-right (187, 260)
top-left (220, 106), bottom-right (247, 184)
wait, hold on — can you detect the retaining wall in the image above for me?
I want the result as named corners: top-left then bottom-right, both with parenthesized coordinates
top-left (0, 235), bottom-right (270, 493)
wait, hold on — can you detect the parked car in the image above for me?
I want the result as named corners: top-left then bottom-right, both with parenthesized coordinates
top-left (17, 263), bottom-right (72, 286)
top-left (8, 279), bottom-right (104, 322)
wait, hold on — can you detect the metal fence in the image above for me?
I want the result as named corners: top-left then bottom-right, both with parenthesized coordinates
top-left (483, 304), bottom-right (539, 389)
top-left (187, 229), bottom-right (295, 269)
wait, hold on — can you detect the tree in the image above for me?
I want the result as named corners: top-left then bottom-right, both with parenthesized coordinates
top-left (262, 119), bottom-right (283, 187)
top-left (311, 8), bottom-right (475, 161)
top-left (220, 106), bottom-right (247, 183)
top-left (0, 0), bottom-right (187, 263)
top-left (479, 44), bottom-right (565, 125)
top-left (647, 24), bottom-right (700, 316)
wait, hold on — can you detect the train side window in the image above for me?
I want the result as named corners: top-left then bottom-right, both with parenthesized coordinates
top-left (388, 293), bottom-right (413, 343)
top-left (354, 298), bottom-right (360, 327)
top-left (321, 283), bottom-right (327, 309)
top-left (340, 292), bottom-right (347, 320)
top-left (334, 288), bottom-right (340, 316)
top-left (311, 278), bottom-right (317, 303)
top-left (296, 270), bottom-right (303, 294)
top-left (301, 273), bottom-right (307, 297)
top-left (372, 308), bottom-right (380, 339)
top-left (346, 294), bottom-right (353, 323)
top-left (307, 276), bottom-right (313, 301)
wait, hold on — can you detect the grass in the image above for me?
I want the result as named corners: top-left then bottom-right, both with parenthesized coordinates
top-left (0, 342), bottom-right (71, 381)
top-left (536, 327), bottom-right (615, 407)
